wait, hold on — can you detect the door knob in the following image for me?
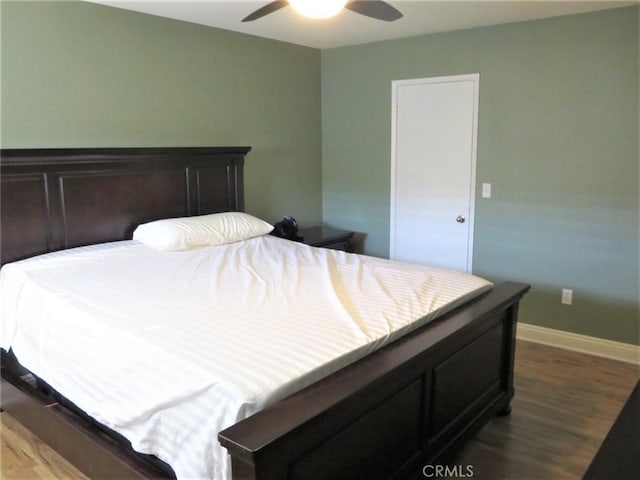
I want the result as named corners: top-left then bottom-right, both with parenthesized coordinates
top-left (456, 215), bottom-right (466, 223)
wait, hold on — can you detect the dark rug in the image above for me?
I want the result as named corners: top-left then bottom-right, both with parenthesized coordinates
top-left (583, 378), bottom-right (640, 480)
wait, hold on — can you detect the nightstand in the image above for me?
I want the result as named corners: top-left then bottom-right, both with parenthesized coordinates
top-left (298, 226), bottom-right (355, 252)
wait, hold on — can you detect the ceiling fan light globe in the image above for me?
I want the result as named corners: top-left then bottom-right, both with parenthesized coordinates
top-left (289, 0), bottom-right (348, 19)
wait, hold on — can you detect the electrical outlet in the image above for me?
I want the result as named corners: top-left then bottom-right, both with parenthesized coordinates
top-left (561, 288), bottom-right (573, 305)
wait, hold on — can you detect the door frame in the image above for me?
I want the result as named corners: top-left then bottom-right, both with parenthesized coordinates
top-left (389, 73), bottom-right (480, 272)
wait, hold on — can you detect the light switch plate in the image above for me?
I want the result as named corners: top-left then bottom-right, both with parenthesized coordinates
top-left (561, 288), bottom-right (573, 305)
top-left (482, 183), bottom-right (492, 198)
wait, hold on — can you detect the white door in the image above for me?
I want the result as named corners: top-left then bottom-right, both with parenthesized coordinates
top-left (390, 74), bottom-right (479, 272)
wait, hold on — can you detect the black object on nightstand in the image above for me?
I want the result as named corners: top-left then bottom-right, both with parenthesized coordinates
top-left (271, 216), bottom-right (303, 241)
top-left (298, 226), bottom-right (355, 252)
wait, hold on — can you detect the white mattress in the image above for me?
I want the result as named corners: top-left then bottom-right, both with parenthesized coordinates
top-left (0, 235), bottom-right (492, 480)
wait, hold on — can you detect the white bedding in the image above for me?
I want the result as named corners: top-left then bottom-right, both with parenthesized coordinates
top-left (0, 235), bottom-right (492, 480)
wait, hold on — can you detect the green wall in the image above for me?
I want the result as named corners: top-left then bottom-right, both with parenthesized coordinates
top-left (1, 0), bottom-right (323, 226)
top-left (322, 7), bottom-right (639, 345)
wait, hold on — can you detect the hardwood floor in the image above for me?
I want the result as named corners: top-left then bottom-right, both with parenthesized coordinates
top-left (1, 410), bottom-right (88, 479)
top-left (1, 340), bottom-right (638, 480)
top-left (453, 340), bottom-right (640, 480)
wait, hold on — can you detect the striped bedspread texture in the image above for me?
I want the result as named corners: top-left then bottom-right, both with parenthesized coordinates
top-left (0, 235), bottom-right (492, 480)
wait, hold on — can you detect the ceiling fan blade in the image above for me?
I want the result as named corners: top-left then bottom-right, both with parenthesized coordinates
top-left (242, 1), bottom-right (288, 22)
top-left (345, 1), bottom-right (403, 22)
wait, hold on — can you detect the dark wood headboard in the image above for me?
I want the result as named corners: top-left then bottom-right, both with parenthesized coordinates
top-left (0, 147), bottom-right (251, 265)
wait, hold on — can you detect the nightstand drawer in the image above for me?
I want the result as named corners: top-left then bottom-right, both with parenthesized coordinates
top-left (298, 226), bottom-right (355, 252)
top-left (320, 239), bottom-right (350, 251)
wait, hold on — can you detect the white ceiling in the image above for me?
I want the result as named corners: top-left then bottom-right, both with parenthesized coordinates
top-left (87, 0), bottom-right (637, 49)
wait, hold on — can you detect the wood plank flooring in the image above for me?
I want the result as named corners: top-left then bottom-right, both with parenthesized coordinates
top-left (1, 340), bottom-right (639, 480)
top-left (453, 340), bottom-right (640, 480)
top-left (1, 410), bottom-right (88, 479)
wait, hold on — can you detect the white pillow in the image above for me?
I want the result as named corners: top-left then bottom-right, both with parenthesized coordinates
top-left (133, 212), bottom-right (273, 251)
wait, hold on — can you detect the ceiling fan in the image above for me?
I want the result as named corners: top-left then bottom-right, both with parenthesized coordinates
top-left (242, 1), bottom-right (403, 22)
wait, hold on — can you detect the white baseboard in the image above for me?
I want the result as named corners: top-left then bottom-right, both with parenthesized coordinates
top-left (517, 323), bottom-right (640, 366)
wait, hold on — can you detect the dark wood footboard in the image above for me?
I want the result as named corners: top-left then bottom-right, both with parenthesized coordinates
top-left (219, 282), bottom-right (529, 480)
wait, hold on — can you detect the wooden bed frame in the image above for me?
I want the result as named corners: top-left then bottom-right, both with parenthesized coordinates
top-left (0, 147), bottom-right (529, 480)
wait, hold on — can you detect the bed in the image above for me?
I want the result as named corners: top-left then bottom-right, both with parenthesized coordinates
top-left (0, 147), bottom-right (530, 480)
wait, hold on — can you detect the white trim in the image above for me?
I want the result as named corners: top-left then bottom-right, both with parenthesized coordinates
top-left (390, 73), bottom-right (479, 273)
top-left (467, 75), bottom-right (479, 273)
top-left (517, 323), bottom-right (640, 366)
